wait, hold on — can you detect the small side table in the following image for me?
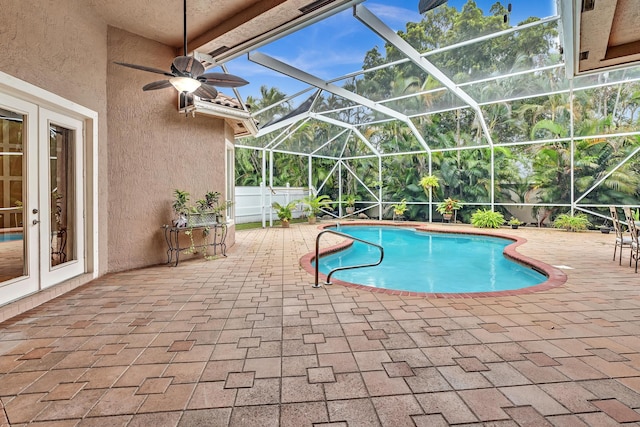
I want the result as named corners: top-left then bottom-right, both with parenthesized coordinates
top-left (162, 223), bottom-right (227, 266)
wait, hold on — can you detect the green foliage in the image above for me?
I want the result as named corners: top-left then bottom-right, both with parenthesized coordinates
top-left (301, 194), bottom-right (332, 216)
top-left (471, 209), bottom-right (505, 228)
top-left (195, 199), bottom-right (209, 212)
top-left (205, 191), bottom-right (221, 209)
top-left (271, 201), bottom-right (298, 221)
top-left (342, 194), bottom-right (356, 207)
top-left (507, 217), bottom-right (523, 226)
top-left (175, 190), bottom-right (227, 216)
top-left (236, 1), bottom-right (640, 218)
top-left (436, 197), bottom-right (462, 215)
top-left (553, 213), bottom-right (592, 232)
top-left (419, 175), bottom-right (439, 191)
top-left (391, 199), bottom-right (408, 217)
top-left (172, 189), bottom-right (189, 214)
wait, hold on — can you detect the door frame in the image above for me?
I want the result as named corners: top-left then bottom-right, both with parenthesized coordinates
top-left (39, 109), bottom-right (86, 287)
top-left (0, 93), bottom-right (39, 304)
top-left (0, 71), bottom-right (99, 306)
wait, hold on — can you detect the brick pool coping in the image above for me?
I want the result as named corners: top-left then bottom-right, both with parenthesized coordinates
top-left (299, 221), bottom-right (567, 298)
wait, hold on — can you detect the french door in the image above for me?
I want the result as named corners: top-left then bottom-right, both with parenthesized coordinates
top-left (0, 94), bottom-right (85, 306)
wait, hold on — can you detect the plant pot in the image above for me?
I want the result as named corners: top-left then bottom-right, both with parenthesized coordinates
top-left (600, 227), bottom-right (610, 234)
top-left (511, 225), bottom-right (519, 229)
top-left (173, 214), bottom-right (188, 228)
top-left (443, 213), bottom-right (452, 221)
top-left (186, 212), bottom-right (216, 227)
top-left (281, 219), bottom-right (290, 228)
top-left (308, 216), bottom-right (317, 224)
top-left (346, 207), bottom-right (355, 215)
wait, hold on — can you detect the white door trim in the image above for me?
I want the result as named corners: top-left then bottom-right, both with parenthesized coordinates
top-left (39, 109), bottom-right (85, 287)
top-left (0, 93), bottom-right (39, 306)
top-left (0, 71), bottom-right (99, 306)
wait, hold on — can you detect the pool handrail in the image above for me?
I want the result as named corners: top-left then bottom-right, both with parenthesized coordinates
top-left (313, 229), bottom-right (384, 288)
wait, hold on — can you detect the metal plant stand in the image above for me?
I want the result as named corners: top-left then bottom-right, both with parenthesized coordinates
top-left (162, 223), bottom-right (227, 266)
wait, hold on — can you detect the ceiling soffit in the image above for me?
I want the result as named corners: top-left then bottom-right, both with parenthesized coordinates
top-left (90, 0), bottom-right (361, 63)
top-left (578, 0), bottom-right (640, 74)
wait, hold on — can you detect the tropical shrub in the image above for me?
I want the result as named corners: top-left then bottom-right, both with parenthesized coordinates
top-left (507, 217), bottom-right (523, 226)
top-left (391, 199), bottom-right (407, 218)
top-left (436, 197), bottom-right (462, 215)
top-left (301, 194), bottom-right (332, 217)
top-left (553, 213), bottom-right (591, 232)
top-left (272, 201), bottom-right (298, 221)
top-left (471, 209), bottom-right (505, 228)
top-left (419, 175), bottom-right (439, 194)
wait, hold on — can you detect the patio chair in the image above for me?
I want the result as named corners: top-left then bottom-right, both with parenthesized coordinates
top-left (622, 207), bottom-right (639, 272)
top-left (610, 206), bottom-right (632, 265)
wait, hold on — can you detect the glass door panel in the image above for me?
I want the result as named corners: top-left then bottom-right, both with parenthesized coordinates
top-left (0, 95), bottom-right (38, 306)
top-left (49, 123), bottom-right (76, 267)
top-left (0, 109), bottom-right (25, 281)
top-left (39, 109), bottom-right (84, 286)
top-left (0, 97), bottom-right (85, 305)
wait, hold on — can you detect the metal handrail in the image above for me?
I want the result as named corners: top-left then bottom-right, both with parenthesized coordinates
top-left (313, 229), bottom-right (384, 288)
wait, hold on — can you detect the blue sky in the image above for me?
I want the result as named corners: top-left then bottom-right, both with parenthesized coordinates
top-left (227, 0), bottom-right (556, 103)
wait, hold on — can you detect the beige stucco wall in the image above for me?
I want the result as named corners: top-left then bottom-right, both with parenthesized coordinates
top-left (0, 1), bottom-right (235, 276)
top-left (0, 0), bottom-right (110, 276)
top-left (107, 27), bottom-right (234, 271)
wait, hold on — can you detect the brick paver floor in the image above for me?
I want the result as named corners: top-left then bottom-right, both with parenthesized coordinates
top-left (1, 222), bottom-right (640, 426)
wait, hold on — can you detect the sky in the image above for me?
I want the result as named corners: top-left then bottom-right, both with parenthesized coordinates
top-left (225, 0), bottom-right (556, 104)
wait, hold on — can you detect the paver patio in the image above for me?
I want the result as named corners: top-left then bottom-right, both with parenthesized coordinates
top-left (1, 222), bottom-right (640, 426)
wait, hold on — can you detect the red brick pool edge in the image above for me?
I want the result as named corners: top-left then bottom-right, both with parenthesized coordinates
top-left (299, 221), bottom-right (567, 298)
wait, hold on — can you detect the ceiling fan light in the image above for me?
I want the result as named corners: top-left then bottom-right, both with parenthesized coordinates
top-left (170, 77), bottom-right (201, 93)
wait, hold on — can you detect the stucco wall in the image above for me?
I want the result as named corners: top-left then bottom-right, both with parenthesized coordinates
top-left (107, 27), bottom-right (233, 271)
top-left (0, 1), bottom-right (235, 275)
top-left (0, 0), bottom-right (109, 275)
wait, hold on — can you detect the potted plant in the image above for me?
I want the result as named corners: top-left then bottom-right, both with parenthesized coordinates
top-left (553, 212), bottom-right (591, 232)
top-left (214, 200), bottom-right (232, 223)
top-left (436, 197), bottom-right (462, 222)
top-left (204, 191), bottom-right (221, 209)
top-left (390, 199), bottom-right (408, 221)
top-left (508, 217), bottom-right (523, 229)
top-left (301, 194), bottom-right (332, 224)
top-left (471, 209), bottom-right (505, 228)
top-left (272, 201), bottom-right (298, 228)
top-left (172, 189), bottom-right (190, 227)
top-left (344, 194), bottom-right (356, 215)
top-left (419, 175), bottom-right (439, 196)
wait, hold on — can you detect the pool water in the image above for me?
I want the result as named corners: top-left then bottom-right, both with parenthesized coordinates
top-left (316, 226), bottom-right (546, 293)
top-left (0, 232), bottom-right (22, 242)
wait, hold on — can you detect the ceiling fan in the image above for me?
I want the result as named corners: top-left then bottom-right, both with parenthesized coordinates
top-left (114, 0), bottom-right (248, 99)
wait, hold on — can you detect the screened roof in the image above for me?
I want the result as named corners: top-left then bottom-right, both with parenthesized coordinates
top-left (223, 0), bottom-right (602, 157)
top-left (211, 1), bottom-right (637, 159)
top-left (219, 0), bottom-right (640, 224)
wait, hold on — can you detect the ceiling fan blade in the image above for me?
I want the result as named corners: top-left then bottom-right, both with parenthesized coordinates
top-left (142, 80), bottom-right (173, 91)
top-left (171, 56), bottom-right (205, 78)
top-left (198, 72), bottom-right (249, 88)
top-left (193, 84), bottom-right (218, 100)
top-left (114, 62), bottom-right (174, 77)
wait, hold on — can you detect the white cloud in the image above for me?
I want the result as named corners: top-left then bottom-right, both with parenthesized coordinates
top-left (365, 2), bottom-right (422, 30)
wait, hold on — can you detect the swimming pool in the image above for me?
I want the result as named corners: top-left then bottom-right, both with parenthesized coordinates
top-left (0, 232), bottom-right (23, 242)
top-left (314, 225), bottom-right (548, 294)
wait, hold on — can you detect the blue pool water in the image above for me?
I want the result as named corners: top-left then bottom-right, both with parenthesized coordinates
top-left (316, 226), bottom-right (546, 293)
top-left (0, 232), bottom-right (22, 242)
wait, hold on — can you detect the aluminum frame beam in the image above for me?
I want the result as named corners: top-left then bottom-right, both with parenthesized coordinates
top-left (353, 4), bottom-right (494, 148)
top-left (248, 51), bottom-right (431, 153)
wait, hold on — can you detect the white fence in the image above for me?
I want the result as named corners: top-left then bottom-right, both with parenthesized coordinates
top-left (235, 184), bottom-right (307, 225)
